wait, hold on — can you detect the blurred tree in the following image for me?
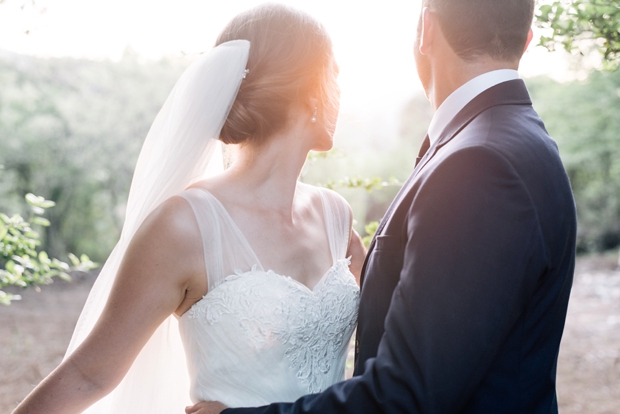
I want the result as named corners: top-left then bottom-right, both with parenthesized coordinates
top-left (527, 70), bottom-right (620, 252)
top-left (536, 0), bottom-right (620, 69)
top-left (2, 0), bottom-right (618, 259)
top-left (0, 51), bottom-right (188, 261)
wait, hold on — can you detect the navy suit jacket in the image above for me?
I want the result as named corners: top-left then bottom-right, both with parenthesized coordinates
top-left (225, 79), bottom-right (577, 413)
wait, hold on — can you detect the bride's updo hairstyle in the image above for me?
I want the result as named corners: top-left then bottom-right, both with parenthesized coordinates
top-left (216, 3), bottom-right (338, 146)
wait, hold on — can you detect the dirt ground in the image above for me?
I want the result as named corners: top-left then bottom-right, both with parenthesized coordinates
top-left (1, 254), bottom-right (619, 413)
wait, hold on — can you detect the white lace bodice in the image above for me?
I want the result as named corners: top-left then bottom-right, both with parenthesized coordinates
top-left (178, 186), bottom-right (359, 408)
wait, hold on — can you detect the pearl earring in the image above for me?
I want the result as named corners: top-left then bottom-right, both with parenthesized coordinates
top-left (311, 107), bottom-right (317, 123)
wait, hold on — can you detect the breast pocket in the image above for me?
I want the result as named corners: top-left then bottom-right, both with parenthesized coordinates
top-left (374, 235), bottom-right (403, 251)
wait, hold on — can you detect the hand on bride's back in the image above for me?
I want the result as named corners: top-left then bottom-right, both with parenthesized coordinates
top-left (185, 401), bottom-right (228, 414)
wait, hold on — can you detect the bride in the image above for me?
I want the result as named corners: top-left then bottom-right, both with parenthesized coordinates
top-left (13, 4), bottom-right (365, 414)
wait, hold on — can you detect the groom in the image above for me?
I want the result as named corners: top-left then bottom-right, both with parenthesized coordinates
top-left (198, 0), bottom-right (577, 412)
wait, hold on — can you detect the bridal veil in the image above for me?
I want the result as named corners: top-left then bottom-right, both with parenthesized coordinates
top-left (64, 40), bottom-right (250, 413)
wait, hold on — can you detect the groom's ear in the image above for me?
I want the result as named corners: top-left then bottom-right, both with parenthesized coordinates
top-left (523, 28), bottom-right (534, 55)
top-left (418, 7), bottom-right (436, 56)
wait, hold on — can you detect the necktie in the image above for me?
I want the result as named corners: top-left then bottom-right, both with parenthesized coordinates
top-left (415, 134), bottom-right (431, 167)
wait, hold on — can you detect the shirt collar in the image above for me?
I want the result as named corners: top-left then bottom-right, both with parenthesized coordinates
top-left (427, 69), bottom-right (520, 146)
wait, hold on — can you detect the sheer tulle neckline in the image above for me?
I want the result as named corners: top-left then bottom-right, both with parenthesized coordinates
top-left (191, 186), bottom-right (338, 291)
top-left (181, 258), bottom-right (352, 324)
top-left (232, 257), bottom-right (350, 294)
top-left (177, 184), bottom-right (359, 404)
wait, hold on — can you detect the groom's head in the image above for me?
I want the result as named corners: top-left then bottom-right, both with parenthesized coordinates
top-left (423, 0), bottom-right (535, 61)
top-left (415, 0), bottom-right (535, 98)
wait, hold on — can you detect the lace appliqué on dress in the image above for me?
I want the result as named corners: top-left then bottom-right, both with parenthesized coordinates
top-left (275, 259), bottom-right (359, 392)
top-left (186, 258), bottom-right (360, 393)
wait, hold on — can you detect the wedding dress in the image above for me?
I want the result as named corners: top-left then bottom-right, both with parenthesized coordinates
top-left (178, 186), bottom-right (359, 407)
top-left (64, 39), bottom-right (358, 413)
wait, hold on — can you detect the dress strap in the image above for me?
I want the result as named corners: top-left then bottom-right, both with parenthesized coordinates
top-left (180, 188), bottom-right (224, 291)
top-left (317, 188), bottom-right (351, 263)
top-left (179, 188), bottom-right (260, 291)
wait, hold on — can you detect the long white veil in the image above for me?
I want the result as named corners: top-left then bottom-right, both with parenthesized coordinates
top-left (64, 39), bottom-right (250, 413)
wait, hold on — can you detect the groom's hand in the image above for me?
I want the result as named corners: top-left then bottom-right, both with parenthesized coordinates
top-left (185, 401), bottom-right (228, 414)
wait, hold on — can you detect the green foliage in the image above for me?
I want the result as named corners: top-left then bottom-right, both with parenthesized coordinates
top-left (362, 221), bottom-right (379, 248)
top-left (302, 93), bottom-right (431, 240)
top-left (0, 194), bottom-right (97, 305)
top-left (0, 51), bottom-right (188, 261)
top-left (2, 25), bottom-right (617, 274)
top-left (527, 70), bottom-right (620, 252)
top-left (536, 0), bottom-right (620, 69)
top-left (323, 176), bottom-right (402, 193)
top-left (305, 151), bottom-right (396, 248)
top-left (304, 149), bottom-right (405, 242)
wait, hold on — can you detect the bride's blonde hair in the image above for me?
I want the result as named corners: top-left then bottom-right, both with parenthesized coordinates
top-left (215, 3), bottom-right (339, 146)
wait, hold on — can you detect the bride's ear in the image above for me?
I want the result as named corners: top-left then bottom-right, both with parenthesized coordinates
top-left (306, 96), bottom-right (320, 123)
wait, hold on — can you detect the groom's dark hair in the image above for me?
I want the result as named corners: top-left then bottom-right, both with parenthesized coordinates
top-left (425, 0), bottom-right (535, 61)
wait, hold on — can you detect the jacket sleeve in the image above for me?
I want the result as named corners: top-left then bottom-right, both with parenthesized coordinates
top-left (224, 145), bottom-right (545, 414)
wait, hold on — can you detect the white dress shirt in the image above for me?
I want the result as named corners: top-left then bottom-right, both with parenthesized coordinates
top-left (427, 69), bottom-right (520, 146)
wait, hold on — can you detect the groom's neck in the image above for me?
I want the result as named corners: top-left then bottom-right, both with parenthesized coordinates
top-left (428, 56), bottom-right (520, 111)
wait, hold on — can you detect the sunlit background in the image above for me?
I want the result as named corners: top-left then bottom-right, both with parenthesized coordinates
top-left (0, 0), bottom-right (575, 143)
top-left (0, 1), bottom-right (619, 413)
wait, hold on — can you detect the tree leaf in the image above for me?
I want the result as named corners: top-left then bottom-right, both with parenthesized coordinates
top-left (68, 253), bottom-right (80, 267)
top-left (0, 222), bottom-right (7, 241)
top-left (38, 250), bottom-right (50, 263)
top-left (31, 206), bottom-right (45, 215)
top-left (25, 193), bottom-right (44, 206)
top-left (32, 217), bottom-right (51, 227)
top-left (58, 272), bottom-right (72, 282)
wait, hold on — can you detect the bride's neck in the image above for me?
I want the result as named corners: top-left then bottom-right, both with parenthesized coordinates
top-left (223, 126), bottom-right (311, 214)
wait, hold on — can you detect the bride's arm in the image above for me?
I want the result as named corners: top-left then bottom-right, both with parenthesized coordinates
top-left (346, 205), bottom-right (366, 284)
top-left (13, 196), bottom-right (206, 414)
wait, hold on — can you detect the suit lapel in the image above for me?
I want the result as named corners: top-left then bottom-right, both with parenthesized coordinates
top-left (359, 79), bottom-right (532, 288)
top-left (414, 79), bottom-right (532, 179)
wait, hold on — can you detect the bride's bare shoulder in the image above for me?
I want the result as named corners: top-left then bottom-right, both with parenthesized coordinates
top-left (298, 182), bottom-right (351, 212)
top-left (134, 195), bottom-right (201, 254)
top-left (186, 175), bottom-right (229, 193)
